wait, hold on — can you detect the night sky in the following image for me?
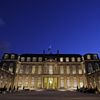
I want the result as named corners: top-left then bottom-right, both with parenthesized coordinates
top-left (0, 0), bottom-right (100, 55)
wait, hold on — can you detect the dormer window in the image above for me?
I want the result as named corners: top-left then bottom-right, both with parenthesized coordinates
top-left (4, 54), bottom-right (8, 59)
top-left (87, 55), bottom-right (91, 59)
top-left (77, 57), bottom-right (81, 62)
top-left (93, 55), bottom-right (98, 60)
top-left (60, 57), bottom-right (63, 62)
top-left (27, 57), bottom-right (31, 62)
top-left (72, 57), bottom-right (75, 62)
top-left (21, 57), bottom-right (25, 62)
top-left (66, 57), bottom-right (69, 62)
top-left (32, 57), bottom-right (36, 62)
top-left (11, 54), bottom-right (15, 59)
top-left (38, 57), bottom-right (42, 62)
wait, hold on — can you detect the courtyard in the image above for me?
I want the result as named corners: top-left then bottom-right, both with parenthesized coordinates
top-left (0, 91), bottom-right (100, 100)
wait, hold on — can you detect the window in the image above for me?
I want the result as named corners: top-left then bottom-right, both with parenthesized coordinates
top-left (93, 55), bottom-right (98, 60)
top-left (77, 57), bottom-right (81, 62)
top-left (72, 65), bottom-right (76, 74)
top-left (78, 65), bottom-right (82, 74)
top-left (60, 66), bottom-right (64, 74)
top-left (72, 57), bottom-right (75, 62)
top-left (87, 55), bottom-right (91, 59)
top-left (66, 57), bottom-right (69, 62)
top-left (60, 57), bottom-right (63, 62)
top-left (19, 65), bottom-right (23, 74)
top-left (4, 54), bottom-right (8, 59)
top-left (38, 65), bottom-right (42, 74)
top-left (88, 63), bottom-right (93, 74)
top-left (21, 57), bottom-right (25, 62)
top-left (67, 78), bottom-right (70, 88)
top-left (32, 57), bottom-right (36, 62)
top-left (66, 65), bottom-right (70, 74)
top-left (60, 77), bottom-right (64, 88)
top-left (11, 54), bottom-right (15, 59)
top-left (32, 65), bottom-right (35, 74)
top-left (27, 57), bottom-right (31, 62)
top-left (49, 65), bottom-right (53, 74)
top-left (73, 77), bottom-right (77, 88)
top-left (95, 63), bottom-right (100, 71)
top-left (38, 57), bottom-right (42, 62)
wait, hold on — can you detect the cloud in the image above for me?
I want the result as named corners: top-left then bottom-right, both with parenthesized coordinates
top-left (0, 18), bottom-right (6, 26)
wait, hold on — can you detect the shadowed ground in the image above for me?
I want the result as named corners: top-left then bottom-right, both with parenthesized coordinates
top-left (0, 91), bottom-right (100, 100)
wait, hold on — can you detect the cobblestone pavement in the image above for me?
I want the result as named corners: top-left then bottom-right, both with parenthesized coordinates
top-left (0, 91), bottom-right (100, 100)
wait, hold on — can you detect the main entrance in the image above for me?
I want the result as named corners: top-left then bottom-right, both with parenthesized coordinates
top-left (43, 77), bottom-right (58, 89)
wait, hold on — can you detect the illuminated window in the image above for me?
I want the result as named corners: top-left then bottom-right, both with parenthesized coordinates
top-left (4, 54), bottom-right (8, 59)
top-left (66, 57), bottom-right (69, 62)
top-left (49, 65), bottom-right (53, 74)
top-left (66, 65), bottom-right (70, 74)
top-left (78, 66), bottom-right (82, 74)
top-left (72, 65), bottom-right (76, 74)
top-left (60, 57), bottom-right (63, 62)
top-left (77, 57), bottom-right (81, 62)
top-left (38, 65), bottom-right (42, 74)
top-left (60, 66), bottom-right (64, 74)
top-left (32, 57), bottom-right (36, 62)
top-left (67, 78), bottom-right (70, 88)
top-left (38, 57), bottom-right (42, 62)
top-left (73, 77), bottom-right (77, 88)
top-left (72, 57), bottom-right (75, 62)
top-left (27, 57), bottom-right (31, 62)
top-left (32, 65), bottom-right (35, 74)
top-left (21, 57), bottom-right (25, 62)
top-left (19, 65), bottom-right (23, 74)
top-left (87, 55), bottom-right (91, 59)
top-left (31, 77), bottom-right (35, 88)
top-left (60, 77), bottom-right (64, 88)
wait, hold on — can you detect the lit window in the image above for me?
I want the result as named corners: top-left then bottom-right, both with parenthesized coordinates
top-left (73, 77), bottom-right (77, 88)
top-left (60, 66), bottom-right (64, 74)
top-left (67, 78), bottom-right (70, 88)
top-left (27, 57), bottom-right (31, 62)
top-left (32, 57), bottom-right (36, 62)
top-left (60, 77), bottom-right (64, 88)
top-left (4, 54), bottom-right (8, 59)
top-left (66, 65), bottom-right (70, 74)
top-left (72, 65), bottom-right (76, 74)
top-left (49, 65), bottom-right (53, 74)
top-left (38, 57), bottom-right (42, 62)
top-left (72, 57), bottom-right (75, 62)
top-left (21, 57), bottom-right (25, 62)
top-left (87, 55), bottom-right (91, 59)
top-left (19, 65), bottom-right (23, 74)
top-left (66, 57), bottom-right (69, 62)
top-left (60, 57), bottom-right (63, 62)
top-left (38, 65), bottom-right (42, 74)
top-left (78, 66), bottom-right (82, 74)
top-left (11, 54), bottom-right (15, 59)
top-left (32, 65), bottom-right (35, 74)
top-left (77, 57), bottom-right (81, 62)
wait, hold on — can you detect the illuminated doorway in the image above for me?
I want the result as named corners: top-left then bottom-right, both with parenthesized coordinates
top-left (43, 77), bottom-right (58, 89)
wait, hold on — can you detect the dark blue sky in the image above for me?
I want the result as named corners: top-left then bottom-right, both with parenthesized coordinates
top-left (0, 0), bottom-right (100, 54)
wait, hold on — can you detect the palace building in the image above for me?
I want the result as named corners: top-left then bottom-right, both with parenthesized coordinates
top-left (0, 52), bottom-right (100, 91)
